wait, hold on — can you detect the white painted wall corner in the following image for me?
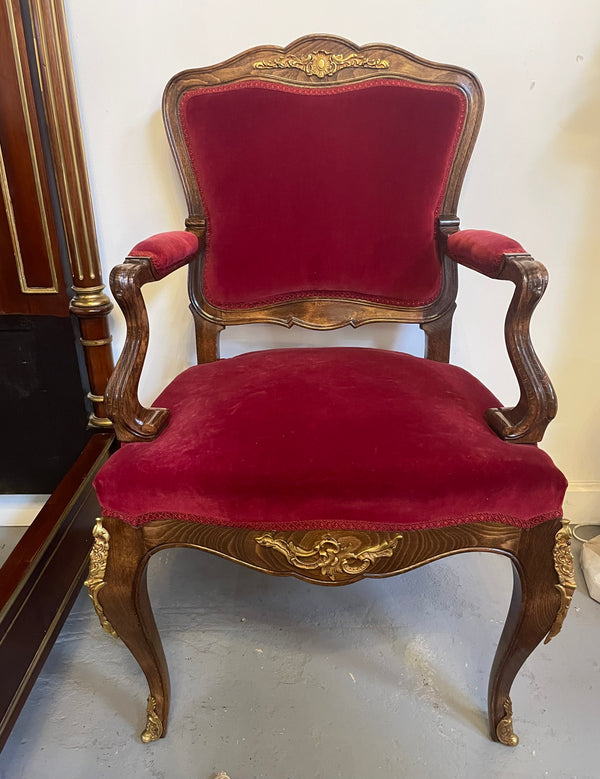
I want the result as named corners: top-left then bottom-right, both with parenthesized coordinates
top-left (564, 483), bottom-right (600, 527)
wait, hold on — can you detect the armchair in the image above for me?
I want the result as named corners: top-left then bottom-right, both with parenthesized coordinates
top-left (87, 35), bottom-right (573, 748)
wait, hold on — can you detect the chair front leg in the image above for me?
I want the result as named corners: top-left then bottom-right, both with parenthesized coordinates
top-left (85, 517), bottom-right (170, 742)
top-left (488, 518), bottom-right (574, 745)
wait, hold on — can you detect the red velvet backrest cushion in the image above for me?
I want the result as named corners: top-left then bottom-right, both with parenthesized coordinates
top-left (179, 79), bottom-right (467, 309)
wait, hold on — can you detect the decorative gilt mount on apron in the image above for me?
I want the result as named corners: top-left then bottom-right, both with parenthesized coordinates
top-left (255, 531), bottom-right (403, 581)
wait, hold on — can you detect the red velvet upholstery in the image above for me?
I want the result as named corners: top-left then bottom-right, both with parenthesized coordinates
top-left (95, 348), bottom-right (566, 531)
top-left (129, 231), bottom-right (199, 279)
top-left (179, 79), bottom-right (467, 308)
top-left (447, 230), bottom-right (527, 278)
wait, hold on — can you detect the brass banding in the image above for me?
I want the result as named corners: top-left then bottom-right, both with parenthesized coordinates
top-left (70, 286), bottom-right (112, 310)
top-left (88, 413), bottom-right (113, 429)
top-left (4, 0), bottom-right (59, 294)
top-left (80, 336), bottom-right (113, 347)
top-left (72, 284), bottom-right (106, 293)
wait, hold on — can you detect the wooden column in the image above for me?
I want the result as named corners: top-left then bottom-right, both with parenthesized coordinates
top-left (27, 0), bottom-right (114, 427)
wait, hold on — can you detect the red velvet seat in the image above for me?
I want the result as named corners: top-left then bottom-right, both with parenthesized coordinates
top-left (95, 347), bottom-right (565, 530)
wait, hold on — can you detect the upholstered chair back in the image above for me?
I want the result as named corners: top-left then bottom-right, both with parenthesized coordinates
top-left (163, 38), bottom-right (483, 325)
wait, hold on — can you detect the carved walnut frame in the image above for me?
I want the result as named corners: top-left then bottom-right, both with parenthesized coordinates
top-left (95, 36), bottom-right (572, 748)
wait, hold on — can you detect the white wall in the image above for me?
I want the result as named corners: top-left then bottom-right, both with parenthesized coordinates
top-left (62, 0), bottom-right (600, 523)
top-left (0, 495), bottom-right (49, 527)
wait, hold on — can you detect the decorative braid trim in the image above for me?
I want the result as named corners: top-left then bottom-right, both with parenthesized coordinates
top-left (100, 506), bottom-right (563, 531)
top-left (180, 76), bottom-right (468, 100)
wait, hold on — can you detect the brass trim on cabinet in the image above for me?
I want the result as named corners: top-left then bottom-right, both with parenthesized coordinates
top-left (88, 413), bottom-right (113, 429)
top-left (80, 336), bottom-right (113, 347)
top-left (2, 0), bottom-right (59, 293)
top-left (28, 0), bottom-right (99, 282)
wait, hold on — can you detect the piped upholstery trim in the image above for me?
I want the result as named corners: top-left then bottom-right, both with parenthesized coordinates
top-left (102, 507), bottom-right (563, 532)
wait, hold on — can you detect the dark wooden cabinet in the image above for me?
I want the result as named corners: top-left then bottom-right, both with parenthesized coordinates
top-left (0, 0), bottom-right (114, 492)
top-left (0, 0), bottom-right (114, 750)
top-left (0, 316), bottom-right (90, 492)
top-left (0, 0), bottom-right (65, 317)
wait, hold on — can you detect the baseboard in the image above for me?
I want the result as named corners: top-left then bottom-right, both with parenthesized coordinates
top-left (0, 495), bottom-right (50, 527)
top-left (564, 483), bottom-right (600, 527)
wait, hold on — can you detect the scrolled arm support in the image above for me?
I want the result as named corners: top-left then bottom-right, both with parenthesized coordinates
top-left (105, 258), bottom-right (170, 442)
top-left (484, 254), bottom-right (557, 443)
top-left (105, 230), bottom-right (202, 442)
top-left (446, 229), bottom-right (557, 443)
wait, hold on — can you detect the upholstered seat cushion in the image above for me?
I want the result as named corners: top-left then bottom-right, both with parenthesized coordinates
top-left (95, 348), bottom-right (566, 531)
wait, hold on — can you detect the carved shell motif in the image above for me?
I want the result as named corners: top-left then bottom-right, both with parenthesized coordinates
top-left (254, 50), bottom-right (390, 79)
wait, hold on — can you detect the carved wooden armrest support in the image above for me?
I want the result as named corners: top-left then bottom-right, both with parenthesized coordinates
top-left (106, 228), bottom-right (204, 442)
top-left (444, 227), bottom-right (557, 443)
top-left (445, 227), bottom-right (556, 443)
top-left (105, 258), bottom-right (170, 442)
top-left (483, 254), bottom-right (557, 443)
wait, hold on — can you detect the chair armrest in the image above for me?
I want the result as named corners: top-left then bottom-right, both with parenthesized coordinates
top-left (128, 230), bottom-right (199, 279)
top-left (105, 232), bottom-right (200, 442)
top-left (446, 229), bottom-right (526, 278)
top-left (447, 230), bottom-right (557, 443)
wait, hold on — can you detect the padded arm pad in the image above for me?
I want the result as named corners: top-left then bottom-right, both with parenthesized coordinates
top-left (446, 229), bottom-right (527, 278)
top-left (128, 231), bottom-right (199, 279)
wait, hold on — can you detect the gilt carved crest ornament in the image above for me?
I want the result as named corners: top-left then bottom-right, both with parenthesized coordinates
top-left (253, 50), bottom-right (390, 78)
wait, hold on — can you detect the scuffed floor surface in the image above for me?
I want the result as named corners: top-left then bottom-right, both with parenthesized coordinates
top-left (1, 539), bottom-right (598, 779)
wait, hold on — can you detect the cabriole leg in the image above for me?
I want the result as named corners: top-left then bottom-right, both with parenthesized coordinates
top-left (85, 516), bottom-right (170, 742)
top-left (488, 518), bottom-right (574, 746)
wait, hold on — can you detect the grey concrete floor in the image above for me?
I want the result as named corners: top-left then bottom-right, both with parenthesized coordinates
top-left (0, 535), bottom-right (598, 779)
